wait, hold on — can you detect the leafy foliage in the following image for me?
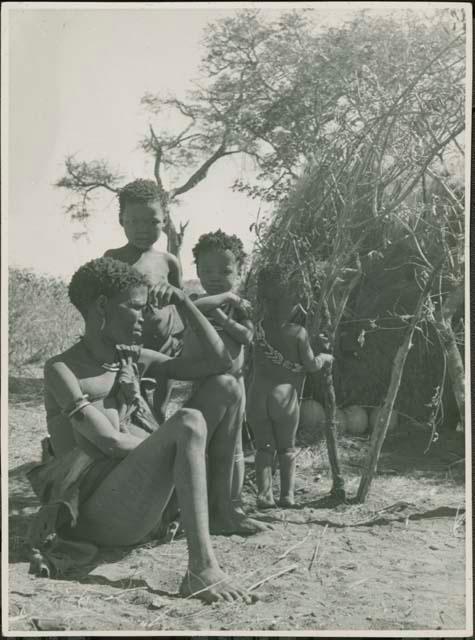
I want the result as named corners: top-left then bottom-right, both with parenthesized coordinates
top-left (9, 268), bottom-right (83, 371)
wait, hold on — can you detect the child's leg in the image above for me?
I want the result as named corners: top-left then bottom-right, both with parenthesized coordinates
top-left (268, 385), bottom-right (300, 507)
top-left (231, 378), bottom-right (246, 506)
top-left (247, 388), bottom-right (276, 509)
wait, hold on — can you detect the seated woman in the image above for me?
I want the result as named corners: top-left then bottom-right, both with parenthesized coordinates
top-left (28, 257), bottom-right (265, 604)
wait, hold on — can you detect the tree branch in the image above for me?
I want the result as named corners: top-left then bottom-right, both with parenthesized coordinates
top-left (169, 136), bottom-right (238, 198)
top-left (149, 125), bottom-right (164, 191)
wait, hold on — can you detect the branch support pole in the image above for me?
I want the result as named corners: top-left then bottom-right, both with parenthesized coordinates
top-left (356, 262), bottom-right (442, 502)
top-left (316, 299), bottom-right (346, 501)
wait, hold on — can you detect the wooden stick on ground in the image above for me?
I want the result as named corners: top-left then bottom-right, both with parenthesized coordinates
top-left (248, 564), bottom-right (299, 592)
top-left (356, 262), bottom-right (443, 502)
top-left (308, 524), bottom-right (328, 572)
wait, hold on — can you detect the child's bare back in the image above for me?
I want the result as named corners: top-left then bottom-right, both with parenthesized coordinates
top-left (247, 267), bottom-right (333, 509)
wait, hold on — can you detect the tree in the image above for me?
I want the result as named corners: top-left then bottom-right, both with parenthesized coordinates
top-left (57, 7), bottom-right (464, 259)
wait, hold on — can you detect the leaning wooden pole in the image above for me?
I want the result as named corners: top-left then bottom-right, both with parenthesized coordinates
top-left (317, 299), bottom-right (346, 501)
top-left (356, 262), bottom-right (442, 502)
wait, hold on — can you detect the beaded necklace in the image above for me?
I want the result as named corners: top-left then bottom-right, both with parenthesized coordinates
top-left (80, 338), bottom-right (121, 372)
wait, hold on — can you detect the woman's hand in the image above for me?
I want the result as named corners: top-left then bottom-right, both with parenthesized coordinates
top-left (148, 283), bottom-right (186, 309)
top-left (116, 345), bottom-right (141, 403)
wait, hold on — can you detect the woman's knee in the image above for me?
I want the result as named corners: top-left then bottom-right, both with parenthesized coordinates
top-left (175, 407), bottom-right (207, 442)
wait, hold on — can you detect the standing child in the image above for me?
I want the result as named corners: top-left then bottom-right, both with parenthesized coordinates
top-left (186, 230), bottom-right (253, 505)
top-left (104, 179), bottom-right (184, 422)
top-left (247, 265), bottom-right (333, 509)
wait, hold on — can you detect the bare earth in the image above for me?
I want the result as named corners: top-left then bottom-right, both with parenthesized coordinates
top-left (7, 374), bottom-right (467, 633)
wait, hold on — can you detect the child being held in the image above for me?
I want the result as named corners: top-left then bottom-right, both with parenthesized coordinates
top-left (185, 230), bottom-right (254, 503)
top-left (247, 265), bottom-right (333, 509)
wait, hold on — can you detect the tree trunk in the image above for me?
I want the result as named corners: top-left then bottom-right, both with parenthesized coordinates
top-left (166, 216), bottom-right (182, 257)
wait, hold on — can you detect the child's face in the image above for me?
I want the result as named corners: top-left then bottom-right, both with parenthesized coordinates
top-left (196, 249), bottom-right (240, 295)
top-left (121, 199), bottom-right (165, 250)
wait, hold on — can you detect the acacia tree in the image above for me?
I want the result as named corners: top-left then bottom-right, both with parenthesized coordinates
top-left (56, 9), bottom-right (318, 255)
top-left (57, 7), bottom-right (464, 256)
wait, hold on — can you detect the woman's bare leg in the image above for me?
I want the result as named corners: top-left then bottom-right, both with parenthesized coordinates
top-left (72, 408), bottom-right (254, 603)
top-left (187, 374), bottom-right (272, 535)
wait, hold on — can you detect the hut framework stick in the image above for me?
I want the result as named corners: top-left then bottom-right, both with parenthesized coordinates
top-left (356, 262), bottom-right (442, 502)
top-left (318, 298), bottom-right (345, 500)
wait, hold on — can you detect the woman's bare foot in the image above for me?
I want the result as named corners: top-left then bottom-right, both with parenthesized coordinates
top-left (179, 566), bottom-right (257, 604)
top-left (210, 510), bottom-right (273, 536)
top-left (257, 496), bottom-right (277, 510)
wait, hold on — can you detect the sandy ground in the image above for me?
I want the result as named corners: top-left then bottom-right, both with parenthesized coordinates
top-left (7, 374), bottom-right (468, 634)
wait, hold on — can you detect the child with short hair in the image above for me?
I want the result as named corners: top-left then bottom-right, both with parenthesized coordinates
top-left (186, 230), bottom-right (253, 504)
top-left (104, 179), bottom-right (184, 422)
top-left (247, 265), bottom-right (334, 509)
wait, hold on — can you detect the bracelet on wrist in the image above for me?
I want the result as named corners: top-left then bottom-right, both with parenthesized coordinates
top-left (65, 395), bottom-right (91, 419)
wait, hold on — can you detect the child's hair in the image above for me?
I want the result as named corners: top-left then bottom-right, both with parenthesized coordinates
top-left (192, 229), bottom-right (246, 269)
top-left (257, 263), bottom-right (293, 302)
top-left (118, 179), bottom-right (164, 223)
top-left (69, 257), bottom-right (149, 317)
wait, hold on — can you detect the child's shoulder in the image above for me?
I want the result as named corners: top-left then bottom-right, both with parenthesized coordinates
top-left (104, 246), bottom-right (123, 259)
top-left (149, 249), bottom-right (180, 268)
top-left (285, 322), bottom-right (308, 340)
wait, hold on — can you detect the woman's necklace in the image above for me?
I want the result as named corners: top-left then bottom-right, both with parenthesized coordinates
top-left (80, 337), bottom-right (121, 372)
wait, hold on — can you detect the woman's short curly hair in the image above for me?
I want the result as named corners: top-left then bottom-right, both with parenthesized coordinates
top-left (68, 257), bottom-right (149, 317)
top-left (192, 229), bottom-right (246, 269)
top-left (118, 179), bottom-right (163, 222)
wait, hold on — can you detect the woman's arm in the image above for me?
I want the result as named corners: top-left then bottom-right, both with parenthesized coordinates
top-left (143, 286), bottom-right (232, 380)
top-left (45, 360), bottom-right (143, 459)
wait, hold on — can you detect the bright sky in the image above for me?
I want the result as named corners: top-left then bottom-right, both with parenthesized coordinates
top-left (5, 2), bottom-right (446, 281)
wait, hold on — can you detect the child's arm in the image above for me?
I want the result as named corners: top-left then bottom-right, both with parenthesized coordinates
top-left (192, 291), bottom-right (237, 313)
top-left (167, 253), bottom-right (183, 289)
top-left (211, 308), bottom-right (254, 347)
top-left (296, 327), bottom-right (334, 373)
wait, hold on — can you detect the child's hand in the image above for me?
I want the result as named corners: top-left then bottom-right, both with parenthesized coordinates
top-left (290, 303), bottom-right (307, 326)
top-left (148, 283), bottom-right (185, 309)
top-left (315, 353), bottom-right (334, 369)
top-left (238, 298), bottom-right (252, 317)
top-left (227, 293), bottom-right (252, 317)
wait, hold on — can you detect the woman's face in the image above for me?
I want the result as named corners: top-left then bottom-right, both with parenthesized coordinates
top-left (101, 285), bottom-right (148, 346)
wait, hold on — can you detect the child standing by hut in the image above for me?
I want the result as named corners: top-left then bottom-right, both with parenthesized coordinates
top-left (247, 265), bottom-right (333, 509)
top-left (185, 230), bottom-right (254, 505)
